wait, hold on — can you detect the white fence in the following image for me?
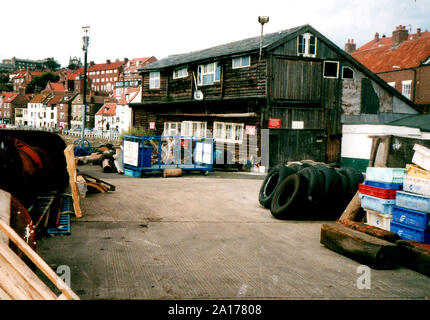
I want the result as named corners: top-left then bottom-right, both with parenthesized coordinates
top-left (63, 129), bottom-right (121, 141)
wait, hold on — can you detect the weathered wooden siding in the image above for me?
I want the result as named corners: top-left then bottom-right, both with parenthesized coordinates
top-left (271, 36), bottom-right (340, 60)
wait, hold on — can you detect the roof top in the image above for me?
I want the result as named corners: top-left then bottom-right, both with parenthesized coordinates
top-left (352, 31), bottom-right (430, 73)
top-left (389, 114), bottom-right (430, 132)
top-left (1, 92), bottom-right (19, 103)
top-left (67, 68), bottom-right (84, 80)
top-left (29, 93), bottom-right (50, 103)
top-left (88, 61), bottom-right (125, 72)
top-left (118, 87), bottom-right (140, 104)
top-left (96, 103), bottom-right (117, 116)
top-left (46, 94), bottom-right (64, 105)
top-left (47, 82), bottom-right (66, 92)
top-left (124, 57), bottom-right (157, 73)
top-left (140, 25), bottom-right (305, 70)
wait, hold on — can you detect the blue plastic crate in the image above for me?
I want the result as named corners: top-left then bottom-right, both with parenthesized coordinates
top-left (359, 194), bottom-right (396, 214)
top-left (395, 191), bottom-right (430, 213)
top-left (390, 221), bottom-right (430, 244)
top-left (392, 206), bottom-right (430, 230)
top-left (364, 180), bottom-right (403, 190)
top-left (124, 168), bottom-right (142, 177)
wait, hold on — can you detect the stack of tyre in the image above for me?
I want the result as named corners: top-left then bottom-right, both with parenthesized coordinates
top-left (258, 161), bottom-right (364, 220)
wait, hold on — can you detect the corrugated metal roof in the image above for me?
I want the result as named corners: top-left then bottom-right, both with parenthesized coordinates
top-left (140, 25), bottom-right (305, 70)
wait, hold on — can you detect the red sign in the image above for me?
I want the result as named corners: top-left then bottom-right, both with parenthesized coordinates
top-left (268, 118), bottom-right (281, 129)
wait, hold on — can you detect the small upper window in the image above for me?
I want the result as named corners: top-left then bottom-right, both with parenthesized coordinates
top-left (232, 56), bottom-right (250, 69)
top-left (402, 80), bottom-right (412, 100)
top-left (173, 68), bottom-right (188, 79)
top-left (197, 62), bottom-right (221, 86)
top-left (297, 33), bottom-right (317, 57)
top-left (149, 72), bottom-right (160, 89)
top-left (323, 61), bottom-right (339, 78)
top-left (342, 66), bottom-right (354, 79)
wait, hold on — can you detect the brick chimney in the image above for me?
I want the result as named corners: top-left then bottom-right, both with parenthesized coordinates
top-left (416, 28), bottom-right (422, 38)
top-left (124, 58), bottom-right (128, 63)
top-left (106, 59), bottom-right (111, 64)
top-left (392, 25), bottom-right (408, 47)
top-left (89, 61), bottom-right (95, 66)
top-left (374, 32), bottom-right (379, 42)
top-left (344, 39), bottom-right (356, 54)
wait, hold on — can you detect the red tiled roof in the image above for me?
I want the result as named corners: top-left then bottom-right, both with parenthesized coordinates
top-left (124, 57), bottom-right (157, 73)
top-left (48, 82), bottom-right (66, 92)
top-left (67, 68), bottom-right (84, 80)
top-left (88, 61), bottom-right (125, 72)
top-left (1, 92), bottom-right (19, 103)
top-left (96, 103), bottom-right (117, 116)
top-left (29, 93), bottom-right (50, 104)
top-left (47, 94), bottom-right (64, 105)
top-left (352, 31), bottom-right (430, 73)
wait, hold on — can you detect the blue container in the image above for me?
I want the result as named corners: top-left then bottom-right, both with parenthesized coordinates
top-left (395, 191), bottom-right (430, 213)
top-left (390, 221), bottom-right (430, 244)
top-left (364, 180), bottom-right (403, 190)
top-left (139, 146), bottom-right (152, 168)
top-left (124, 168), bottom-right (142, 177)
top-left (359, 194), bottom-right (396, 214)
top-left (392, 206), bottom-right (430, 230)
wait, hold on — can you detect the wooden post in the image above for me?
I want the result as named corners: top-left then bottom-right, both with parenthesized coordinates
top-left (163, 168), bottom-right (182, 178)
top-left (64, 145), bottom-right (82, 218)
top-left (0, 189), bottom-right (11, 245)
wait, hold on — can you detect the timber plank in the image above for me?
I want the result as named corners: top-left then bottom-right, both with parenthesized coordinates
top-left (0, 286), bottom-right (11, 300)
top-left (0, 238), bottom-right (57, 300)
top-left (64, 145), bottom-right (82, 218)
top-left (320, 222), bottom-right (401, 269)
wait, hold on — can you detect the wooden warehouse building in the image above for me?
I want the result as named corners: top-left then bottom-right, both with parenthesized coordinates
top-left (130, 24), bottom-right (421, 168)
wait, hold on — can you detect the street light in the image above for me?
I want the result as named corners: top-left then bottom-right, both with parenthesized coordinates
top-left (81, 26), bottom-right (90, 140)
top-left (258, 16), bottom-right (269, 61)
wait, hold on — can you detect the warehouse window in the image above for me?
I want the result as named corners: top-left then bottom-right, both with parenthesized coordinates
top-left (173, 68), bottom-right (188, 79)
top-left (402, 80), bottom-right (412, 100)
top-left (197, 62), bottom-right (221, 85)
top-left (232, 56), bottom-right (250, 69)
top-left (181, 121), bottom-right (207, 138)
top-left (213, 122), bottom-right (244, 143)
top-left (297, 33), bottom-right (317, 57)
top-left (342, 66), bottom-right (354, 79)
top-left (149, 72), bottom-right (160, 89)
top-left (164, 122), bottom-right (181, 136)
top-left (323, 61), bottom-right (339, 78)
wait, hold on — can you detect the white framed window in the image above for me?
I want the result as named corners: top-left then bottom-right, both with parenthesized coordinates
top-left (323, 61), bottom-right (339, 78)
top-left (213, 122), bottom-right (244, 143)
top-left (197, 62), bottom-right (221, 85)
top-left (149, 72), bottom-right (160, 89)
top-left (297, 33), bottom-right (317, 57)
top-left (402, 80), bottom-right (412, 99)
top-left (181, 121), bottom-right (207, 138)
top-left (342, 66), bottom-right (354, 79)
top-left (388, 82), bottom-right (395, 87)
top-left (232, 56), bottom-right (250, 69)
top-left (173, 68), bottom-right (188, 79)
top-left (164, 122), bottom-right (181, 136)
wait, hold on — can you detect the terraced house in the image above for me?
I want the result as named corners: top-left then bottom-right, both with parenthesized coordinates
top-left (131, 24), bottom-right (421, 168)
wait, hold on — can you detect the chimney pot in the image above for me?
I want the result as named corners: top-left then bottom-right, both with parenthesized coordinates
top-left (375, 32), bottom-right (379, 41)
top-left (392, 25), bottom-right (408, 47)
top-left (417, 28), bottom-right (421, 37)
top-left (106, 59), bottom-right (111, 64)
top-left (344, 38), bottom-right (356, 54)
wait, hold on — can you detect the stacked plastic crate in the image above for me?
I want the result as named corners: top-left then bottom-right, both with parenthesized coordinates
top-left (391, 144), bottom-right (430, 244)
top-left (358, 167), bottom-right (406, 231)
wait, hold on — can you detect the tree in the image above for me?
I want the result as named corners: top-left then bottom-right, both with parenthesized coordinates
top-left (43, 58), bottom-right (60, 71)
top-left (67, 63), bottom-right (78, 70)
top-left (0, 75), bottom-right (12, 92)
top-left (25, 72), bottom-right (60, 94)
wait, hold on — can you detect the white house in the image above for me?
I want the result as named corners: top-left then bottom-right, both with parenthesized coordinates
top-left (95, 103), bottom-right (118, 131)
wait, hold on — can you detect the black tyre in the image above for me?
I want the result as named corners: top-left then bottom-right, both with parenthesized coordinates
top-left (286, 162), bottom-right (304, 173)
top-left (259, 164), bottom-right (295, 208)
top-left (297, 166), bottom-right (325, 203)
top-left (270, 174), bottom-right (309, 219)
top-left (338, 167), bottom-right (364, 200)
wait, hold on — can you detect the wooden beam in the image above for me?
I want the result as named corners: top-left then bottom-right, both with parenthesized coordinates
top-left (0, 235), bottom-right (57, 300)
top-left (338, 191), bottom-right (363, 222)
top-left (0, 189), bottom-right (11, 245)
top-left (396, 240), bottom-right (430, 277)
top-left (337, 219), bottom-right (401, 243)
top-left (64, 145), bottom-right (82, 218)
top-left (0, 286), bottom-right (11, 300)
top-left (320, 222), bottom-right (401, 269)
top-left (0, 220), bottom-right (80, 300)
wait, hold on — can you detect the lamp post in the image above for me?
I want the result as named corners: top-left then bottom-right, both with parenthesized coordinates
top-left (81, 26), bottom-right (90, 140)
top-left (258, 16), bottom-right (269, 61)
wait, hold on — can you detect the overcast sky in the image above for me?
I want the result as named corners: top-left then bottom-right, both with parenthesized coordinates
top-left (1, 0), bottom-right (429, 67)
